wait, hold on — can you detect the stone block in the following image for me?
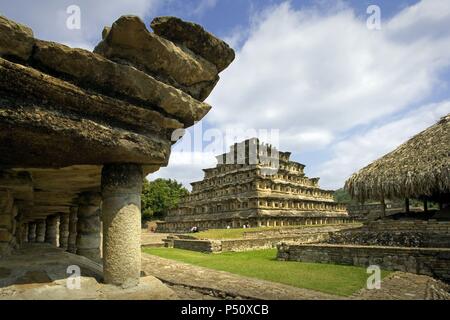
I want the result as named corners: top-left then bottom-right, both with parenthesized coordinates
top-left (0, 15), bottom-right (34, 60)
top-left (32, 40), bottom-right (210, 126)
top-left (94, 15), bottom-right (219, 101)
top-left (150, 16), bottom-right (235, 72)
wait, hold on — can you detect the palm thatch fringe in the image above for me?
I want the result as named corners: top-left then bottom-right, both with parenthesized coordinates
top-left (345, 114), bottom-right (450, 202)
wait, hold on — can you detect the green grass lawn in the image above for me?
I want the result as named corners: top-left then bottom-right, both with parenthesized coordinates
top-left (143, 247), bottom-right (390, 296)
top-left (186, 223), bottom-right (361, 240)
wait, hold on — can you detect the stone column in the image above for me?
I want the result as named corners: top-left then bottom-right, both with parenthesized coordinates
top-left (68, 207), bottom-right (78, 254)
top-left (36, 219), bottom-right (46, 243)
top-left (10, 205), bottom-right (18, 249)
top-left (0, 191), bottom-right (14, 256)
top-left (76, 192), bottom-right (101, 261)
top-left (22, 223), bottom-right (29, 243)
top-left (28, 222), bottom-right (36, 243)
top-left (101, 164), bottom-right (142, 288)
top-left (45, 215), bottom-right (59, 246)
top-left (14, 213), bottom-right (24, 248)
top-left (59, 213), bottom-right (70, 250)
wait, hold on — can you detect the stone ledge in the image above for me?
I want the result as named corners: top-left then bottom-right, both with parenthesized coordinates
top-left (277, 243), bottom-right (450, 282)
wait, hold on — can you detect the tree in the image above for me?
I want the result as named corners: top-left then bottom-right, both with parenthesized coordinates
top-left (141, 178), bottom-right (189, 221)
top-left (333, 188), bottom-right (359, 204)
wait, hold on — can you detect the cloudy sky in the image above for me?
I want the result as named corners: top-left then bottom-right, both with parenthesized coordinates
top-left (1, 0), bottom-right (449, 190)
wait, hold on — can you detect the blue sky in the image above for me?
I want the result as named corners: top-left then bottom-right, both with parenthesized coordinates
top-left (1, 0), bottom-right (449, 190)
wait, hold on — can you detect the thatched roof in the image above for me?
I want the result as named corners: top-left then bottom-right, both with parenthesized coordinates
top-left (345, 114), bottom-right (450, 202)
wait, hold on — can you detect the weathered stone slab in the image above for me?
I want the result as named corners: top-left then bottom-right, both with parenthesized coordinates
top-left (0, 103), bottom-right (172, 168)
top-left (151, 16), bottom-right (235, 72)
top-left (95, 15), bottom-right (217, 86)
top-left (0, 57), bottom-right (183, 133)
top-left (0, 16), bottom-right (34, 61)
top-left (95, 15), bottom-right (220, 101)
top-left (33, 40), bottom-right (211, 126)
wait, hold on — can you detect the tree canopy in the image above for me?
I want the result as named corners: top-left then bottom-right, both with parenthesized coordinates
top-left (141, 178), bottom-right (189, 221)
top-left (334, 188), bottom-right (357, 204)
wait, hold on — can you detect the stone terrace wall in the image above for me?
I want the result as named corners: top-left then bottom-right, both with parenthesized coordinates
top-left (169, 232), bottom-right (330, 253)
top-left (327, 220), bottom-right (450, 248)
top-left (165, 224), bottom-right (361, 253)
top-left (242, 224), bottom-right (360, 239)
top-left (220, 234), bottom-right (328, 252)
top-left (365, 220), bottom-right (450, 233)
top-left (277, 243), bottom-right (450, 282)
top-left (171, 239), bottom-right (222, 253)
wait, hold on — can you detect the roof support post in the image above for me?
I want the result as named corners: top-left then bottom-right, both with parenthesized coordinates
top-left (101, 163), bottom-right (142, 288)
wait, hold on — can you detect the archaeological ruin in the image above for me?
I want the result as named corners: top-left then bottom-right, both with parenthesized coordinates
top-left (0, 14), bottom-right (234, 290)
top-left (157, 138), bottom-right (352, 233)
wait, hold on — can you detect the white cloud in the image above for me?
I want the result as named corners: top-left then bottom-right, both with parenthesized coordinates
top-left (207, 0), bottom-right (450, 151)
top-left (0, 0), bottom-right (162, 50)
top-left (192, 0), bottom-right (218, 16)
top-left (198, 0), bottom-right (450, 189)
top-left (317, 100), bottom-right (450, 189)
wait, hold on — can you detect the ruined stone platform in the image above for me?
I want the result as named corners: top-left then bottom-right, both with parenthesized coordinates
top-left (0, 244), bottom-right (177, 300)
